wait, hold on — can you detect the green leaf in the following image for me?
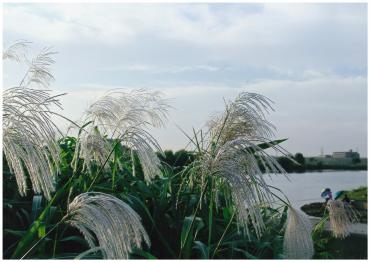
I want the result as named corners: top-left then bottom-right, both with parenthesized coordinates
top-left (60, 236), bottom-right (88, 246)
top-left (244, 138), bottom-right (288, 154)
top-left (222, 207), bottom-right (233, 220)
top-left (193, 241), bottom-right (209, 259)
top-left (255, 138), bottom-right (288, 150)
top-left (11, 180), bottom-right (73, 259)
top-left (74, 247), bottom-right (103, 260)
top-left (38, 222), bottom-right (46, 238)
top-left (4, 229), bottom-right (27, 238)
top-left (125, 194), bottom-right (176, 258)
top-left (31, 195), bottom-right (43, 221)
top-left (131, 249), bottom-right (158, 259)
top-left (233, 248), bottom-right (258, 259)
top-left (180, 216), bottom-right (204, 258)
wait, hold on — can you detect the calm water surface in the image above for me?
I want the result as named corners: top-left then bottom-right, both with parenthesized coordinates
top-left (266, 170), bottom-right (367, 208)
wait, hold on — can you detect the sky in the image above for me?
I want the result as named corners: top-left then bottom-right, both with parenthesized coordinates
top-left (3, 3), bottom-right (368, 157)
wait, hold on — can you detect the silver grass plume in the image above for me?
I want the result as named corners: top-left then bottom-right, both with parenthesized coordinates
top-left (326, 200), bottom-right (359, 239)
top-left (66, 192), bottom-right (150, 259)
top-left (75, 127), bottom-right (113, 173)
top-left (3, 87), bottom-right (62, 199)
top-left (283, 206), bottom-right (314, 259)
top-left (75, 89), bottom-right (169, 181)
top-left (200, 92), bottom-right (289, 239)
top-left (19, 47), bottom-right (57, 88)
top-left (3, 40), bottom-right (30, 62)
top-left (207, 92), bottom-right (275, 147)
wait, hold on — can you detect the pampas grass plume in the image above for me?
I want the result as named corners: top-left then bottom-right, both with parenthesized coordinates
top-left (326, 200), bottom-right (359, 239)
top-left (283, 206), bottom-right (314, 259)
top-left (66, 192), bottom-right (150, 259)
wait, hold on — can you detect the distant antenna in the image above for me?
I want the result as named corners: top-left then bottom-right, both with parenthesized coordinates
top-left (320, 147), bottom-right (324, 157)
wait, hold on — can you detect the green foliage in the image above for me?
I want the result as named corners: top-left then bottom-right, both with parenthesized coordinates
top-left (3, 136), bottom-right (291, 259)
top-left (313, 229), bottom-right (368, 259)
top-left (344, 187), bottom-right (367, 201)
top-left (277, 152), bottom-right (367, 173)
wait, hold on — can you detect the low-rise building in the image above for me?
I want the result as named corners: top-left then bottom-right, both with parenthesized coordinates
top-left (332, 150), bottom-right (360, 159)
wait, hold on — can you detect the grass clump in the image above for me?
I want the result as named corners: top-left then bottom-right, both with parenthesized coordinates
top-left (3, 41), bottom-right (358, 260)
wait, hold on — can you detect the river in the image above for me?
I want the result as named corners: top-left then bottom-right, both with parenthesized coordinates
top-left (265, 170), bottom-right (367, 208)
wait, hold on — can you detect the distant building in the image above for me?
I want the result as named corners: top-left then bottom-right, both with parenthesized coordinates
top-left (332, 149), bottom-right (360, 159)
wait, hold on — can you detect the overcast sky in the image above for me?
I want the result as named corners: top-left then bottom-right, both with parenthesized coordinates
top-left (3, 3), bottom-right (368, 157)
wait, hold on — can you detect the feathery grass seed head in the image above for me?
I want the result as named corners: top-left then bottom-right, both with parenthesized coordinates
top-left (326, 200), bottom-right (359, 239)
top-left (66, 192), bottom-right (150, 259)
top-left (75, 89), bottom-right (169, 181)
top-left (3, 87), bottom-right (62, 199)
top-left (208, 92), bottom-right (275, 147)
top-left (197, 92), bottom-right (288, 239)
top-left (283, 206), bottom-right (314, 259)
top-left (3, 40), bottom-right (30, 62)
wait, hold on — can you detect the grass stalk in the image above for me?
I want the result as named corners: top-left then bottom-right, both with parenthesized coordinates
top-left (212, 210), bottom-right (236, 258)
top-left (208, 176), bottom-right (214, 257)
top-left (87, 140), bottom-right (121, 191)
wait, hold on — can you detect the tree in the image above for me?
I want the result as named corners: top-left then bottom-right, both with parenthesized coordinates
top-left (294, 153), bottom-right (306, 172)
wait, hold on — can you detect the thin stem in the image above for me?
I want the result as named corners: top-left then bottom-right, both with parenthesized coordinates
top-left (47, 111), bottom-right (82, 130)
top-left (20, 218), bottom-right (65, 259)
top-left (52, 223), bottom-right (59, 258)
top-left (19, 67), bottom-right (31, 87)
top-left (87, 140), bottom-right (121, 192)
top-left (267, 184), bottom-right (291, 206)
top-left (212, 210), bottom-right (236, 259)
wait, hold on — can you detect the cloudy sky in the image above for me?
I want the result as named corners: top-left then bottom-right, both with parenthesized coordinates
top-left (3, 3), bottom-right (368, 156)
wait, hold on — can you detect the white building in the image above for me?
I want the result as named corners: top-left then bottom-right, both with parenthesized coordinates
top-left (332, 150), bottom-right (360, 159)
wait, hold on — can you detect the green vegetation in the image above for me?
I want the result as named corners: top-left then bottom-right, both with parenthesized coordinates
top-left (3, 137), bottom-right (289, 259)
top-left (277, 153), bottom-right (367, 173)
top-left (345, 186), bottom-right (367, 201)
top-left (313, 231), bottom-right (367, 259)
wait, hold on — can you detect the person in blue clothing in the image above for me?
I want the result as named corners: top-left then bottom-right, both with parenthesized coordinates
top-left (326, 189), bottom-right (333, 202)
top-left (322, 188), bottom-right (333, 203)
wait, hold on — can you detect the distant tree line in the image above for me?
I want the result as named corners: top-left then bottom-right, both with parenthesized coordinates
top-left (276, 153), bottom-right (367, 173)
top-left (276, 153), bottom-right (306, 173)
top-left (157, 150), bottom-right (367, 175)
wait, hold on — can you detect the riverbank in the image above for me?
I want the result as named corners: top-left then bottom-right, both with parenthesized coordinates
top-left (303, 187), bottom-right (368, 259)
top-left (301, 187), bottom-right (367, 223)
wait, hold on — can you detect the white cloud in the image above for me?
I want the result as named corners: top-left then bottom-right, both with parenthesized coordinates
top-left (101, 63), bottom-right (222, 73)
top-left (3, 3), bottom-right (367, 156)
top-left (4, 3), bottom-right (366, 81)
top-left (49, 75), bottom-right (366, 156)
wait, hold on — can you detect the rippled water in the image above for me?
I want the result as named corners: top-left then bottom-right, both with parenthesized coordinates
top-left (265, 170), bottom-right (367, 208)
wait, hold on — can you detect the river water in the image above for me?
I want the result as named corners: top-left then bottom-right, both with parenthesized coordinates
top-left (265, 170), bottom-right (367, 208)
